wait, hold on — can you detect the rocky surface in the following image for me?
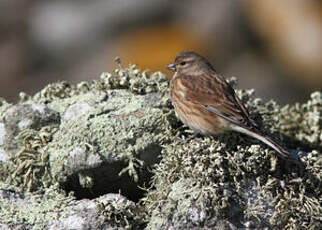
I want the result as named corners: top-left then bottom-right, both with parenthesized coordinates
top-left (0, 65), bottom-right (321, 229)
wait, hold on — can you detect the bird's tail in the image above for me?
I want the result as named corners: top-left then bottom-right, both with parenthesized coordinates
top-left (231, 125), bottom-right (300, 163)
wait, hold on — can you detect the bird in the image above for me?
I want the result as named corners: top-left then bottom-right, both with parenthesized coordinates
top-left (167, 51), bottom-right (301, 164)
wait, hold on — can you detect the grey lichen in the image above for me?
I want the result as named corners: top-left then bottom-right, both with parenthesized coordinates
top-left (0, 185), bottom-right (74, 230)
top-left (278, 91), bottom-right (321, 148)
top-left (96, 193), bottom-right (146, 229)
top-left (5, 125), bottom-right (58, 191)
top-left (1, 64), bottom-right (169, 191)
top-left (144, 88), bottom-right (321, 229)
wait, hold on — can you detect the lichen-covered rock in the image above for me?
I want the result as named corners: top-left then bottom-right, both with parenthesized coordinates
top-left (278, 91), bottom-right (322, 148)
top-left (48, 193), bottom-right (142, 230)
top-left (0, 186), bottom-right (73, 230)
top-left (0, 66), bottom-right (169, 197)
top-left (0, 187), bottom-right (140, 230)
top-left (144, 90), bottom-right (322, 230)
top-left (46, 88), bottom-right (167, 200)
top-left (0, 63), bottom-right (320, 229)
top-left (1, 104), bottom-right (60, 154)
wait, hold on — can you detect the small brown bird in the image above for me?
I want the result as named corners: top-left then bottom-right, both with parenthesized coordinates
top-left (167, 51), bottom-right (299, 163)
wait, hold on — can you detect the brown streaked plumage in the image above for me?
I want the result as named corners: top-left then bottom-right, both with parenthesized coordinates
top-left (168, 51), bottom-right (300, 164)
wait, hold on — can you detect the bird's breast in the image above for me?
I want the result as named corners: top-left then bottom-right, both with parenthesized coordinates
top-left (170, 78), bottom-right (229, 135)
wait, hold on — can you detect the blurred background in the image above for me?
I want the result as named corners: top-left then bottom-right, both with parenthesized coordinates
top-left (0, 0), bottom-right (321, 104)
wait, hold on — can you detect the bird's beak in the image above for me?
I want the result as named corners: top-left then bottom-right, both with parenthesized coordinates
top-left (166, 63), bottom-right (176, 71)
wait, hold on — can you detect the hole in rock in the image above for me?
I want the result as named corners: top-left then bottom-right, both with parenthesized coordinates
top-left (62, 159), bottom-right (158, 202)
top-left (61, 143), bottom-right (162, 202)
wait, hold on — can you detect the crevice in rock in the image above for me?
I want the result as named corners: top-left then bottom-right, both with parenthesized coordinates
top-left (61, 162), bottom-right (155, 202)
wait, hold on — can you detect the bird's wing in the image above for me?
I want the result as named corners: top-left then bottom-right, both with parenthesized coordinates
top-left (178, 72), bottom-right (258, 129)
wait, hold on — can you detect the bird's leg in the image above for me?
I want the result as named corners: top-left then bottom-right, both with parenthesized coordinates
top-left (173, 125), bottom-right (186, 133)
top-left (176, 131), bottom-right (200, 142)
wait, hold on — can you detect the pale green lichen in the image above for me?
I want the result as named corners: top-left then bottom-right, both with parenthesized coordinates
top-left (278, 91), bottom-right (321, 148)
top-left (0, 98), bottom-right (11, 120)
top-left (44, 89), bottom-right (167, 188)
top-left (0, 185), bottom-right (74, 230)
top-left (100, 65), bottom-right (169, 96)
top-left (144, 87), bottom-right (321, 229)
top-left (1, 65), bottom-right (169, 194)
top-left (1, 125), bottom-right (58, 191)
top-left (96, 193), bottom-right (147, 229)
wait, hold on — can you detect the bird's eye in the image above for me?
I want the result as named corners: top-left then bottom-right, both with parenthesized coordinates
top-left (180, 61), bottom-right (186, 66)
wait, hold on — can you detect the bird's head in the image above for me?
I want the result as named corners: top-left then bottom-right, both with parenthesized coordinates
top-left (167, 51), bottom-right (215, 75)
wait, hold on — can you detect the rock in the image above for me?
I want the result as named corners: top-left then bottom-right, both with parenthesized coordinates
top-left (1, 104), bottom-right (60, 154)
top-left (48, 193), bottom-right (139, 230)
top-left (0, 188), bottom-right (142, 230)
top-left (0, 65), bottom-right (320, 229)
